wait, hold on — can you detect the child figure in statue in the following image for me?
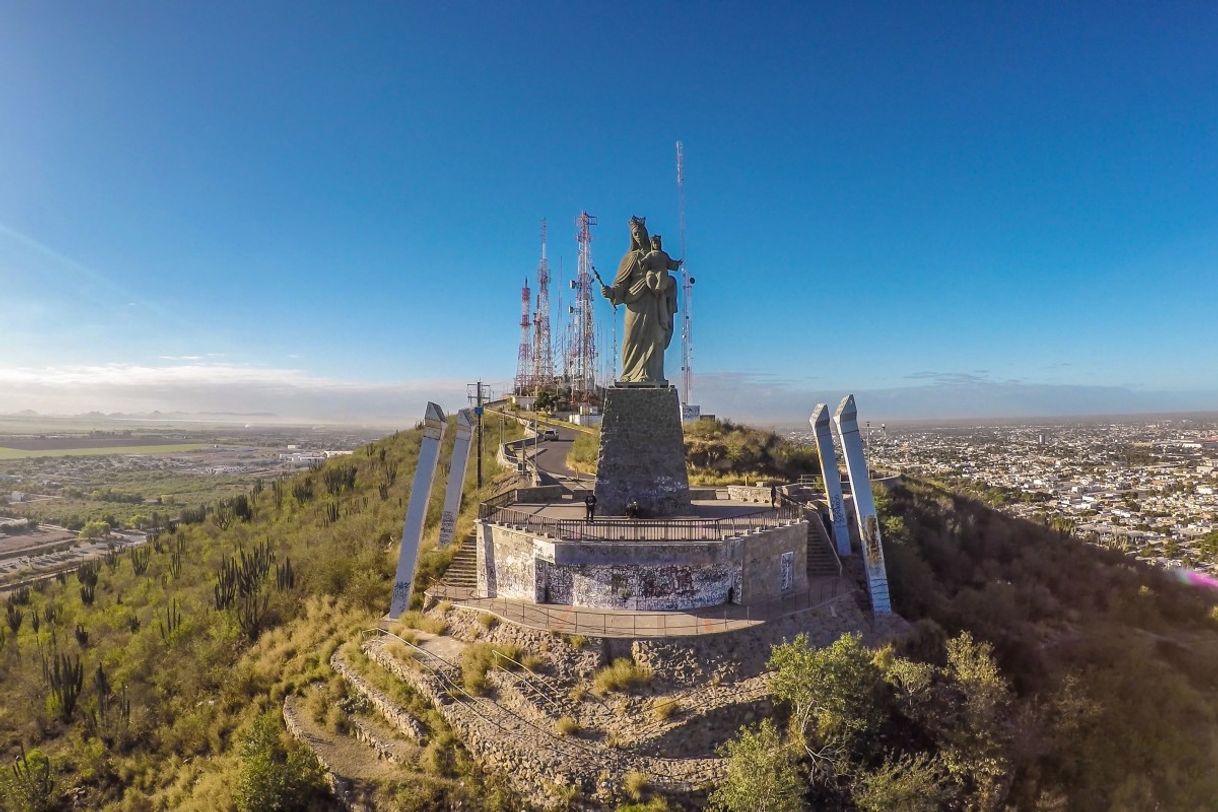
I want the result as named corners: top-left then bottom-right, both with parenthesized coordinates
top-left (639, 234), bottom-right (681, 338)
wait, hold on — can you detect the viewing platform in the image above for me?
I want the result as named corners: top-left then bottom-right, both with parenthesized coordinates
top-left (431, 485), bottom-right (845, 616)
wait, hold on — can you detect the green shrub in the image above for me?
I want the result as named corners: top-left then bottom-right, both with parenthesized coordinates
top-left (234, 710), bottom-right (327, 812)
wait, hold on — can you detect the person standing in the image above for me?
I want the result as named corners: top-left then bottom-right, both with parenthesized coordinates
top-left (584, 492), bottom-right (597, 524)
top-left (770, 484), bottom-right (778, 507)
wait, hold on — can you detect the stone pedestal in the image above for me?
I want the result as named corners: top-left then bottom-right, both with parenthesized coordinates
top-left (594, 385), bottom-right (691, 516)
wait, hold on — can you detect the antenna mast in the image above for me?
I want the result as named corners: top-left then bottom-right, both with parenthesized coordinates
top-left (570, 211), bottom-right (598, 403)
top-left (514, 276), bottom-right (532, 394)
top-left (677, 141), bottom-right (693, 406)
top-left (530, 219), bottom-right (553, 392)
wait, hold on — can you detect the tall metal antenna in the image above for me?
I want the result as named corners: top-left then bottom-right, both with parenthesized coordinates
top-left (676, 140), bottom-right (694, 406)
top-left (570, 211), bottom-right (598, 403)
top-left (530, 219), bottom-right (552, 392)
top-left (514, 276), bottom-right (532, 394)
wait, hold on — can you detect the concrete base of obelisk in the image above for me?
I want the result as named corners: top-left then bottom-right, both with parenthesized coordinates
top-left (593, 385), bottom-right (692, 517)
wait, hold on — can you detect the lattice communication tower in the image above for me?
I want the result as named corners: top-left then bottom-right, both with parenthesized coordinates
top-left (529, 219), bottom-right (553, 392)
top-left (513, 276), bottom-right (532, 394)
top-left (568, 211), bottom-right (598, 402)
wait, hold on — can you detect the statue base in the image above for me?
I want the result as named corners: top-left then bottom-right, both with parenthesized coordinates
top-left (594, 385), bottom-right (691, 517)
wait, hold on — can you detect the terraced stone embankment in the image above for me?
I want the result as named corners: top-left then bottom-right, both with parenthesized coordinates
top-left (362, 634), bottom-right (724, 807)
top-left (329, 645), bottom-right (428, 742)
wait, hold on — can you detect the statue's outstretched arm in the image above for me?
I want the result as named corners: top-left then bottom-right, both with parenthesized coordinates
top-left (667, 256), bottom-right (682, 270)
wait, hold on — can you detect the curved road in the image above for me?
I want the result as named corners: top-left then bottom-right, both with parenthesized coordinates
top-left (525, 422), bottom-right (595, 488)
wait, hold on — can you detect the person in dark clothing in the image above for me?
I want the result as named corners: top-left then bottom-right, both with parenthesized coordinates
top-left (584, 493), bottom-right (597, 524)
top-left (770, 485), bottom-right (778, 507)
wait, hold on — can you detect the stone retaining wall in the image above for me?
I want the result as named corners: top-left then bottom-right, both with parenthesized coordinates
top-left (478, 520), bottom-right (809, 610)
top-left (330, 650), bottom-right (428, 742)
top-left (281, 697), bottom-right (361, 811)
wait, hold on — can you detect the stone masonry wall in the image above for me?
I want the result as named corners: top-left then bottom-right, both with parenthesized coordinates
top-left (539, 559), bottom-right (734, 610)
top-left (594, 385), bottom-right (691, 516)
top-left (476, 523), bottom-right (540, 602)
top-left (480, 521), bottom-right (808, 610)
top-left (738, 522), bottom-right (808, 605)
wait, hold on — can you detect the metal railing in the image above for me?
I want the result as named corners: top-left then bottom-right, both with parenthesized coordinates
top-left (777, 491), bottom-right (844, 577)
top-left (460, 580), bottom-right (854, 638)
top-left (479, 501), bottom-right (803, 541)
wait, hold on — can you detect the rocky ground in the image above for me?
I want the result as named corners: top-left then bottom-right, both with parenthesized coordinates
top-left (283, 590), bottom-right (907, 810)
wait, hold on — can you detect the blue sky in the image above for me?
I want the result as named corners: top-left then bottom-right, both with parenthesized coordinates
top-left (1, 2), bottom-right (1216, 424)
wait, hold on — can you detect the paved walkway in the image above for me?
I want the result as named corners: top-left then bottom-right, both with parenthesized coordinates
top-left (438, 577), bottom-right (855, 638)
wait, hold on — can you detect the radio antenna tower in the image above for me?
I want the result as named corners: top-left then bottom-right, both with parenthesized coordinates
top-left (676, 141), bottom-right (694, 406)
top-left (570, 211), bottom-right (598, 402)
top-left (513, 276), bottom-right (532, 394)
top-left (530, 219), bottom-right (553, 392)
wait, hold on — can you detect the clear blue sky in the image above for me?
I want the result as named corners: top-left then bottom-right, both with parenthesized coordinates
top-left (2, 2), bottom-right (1216, 423)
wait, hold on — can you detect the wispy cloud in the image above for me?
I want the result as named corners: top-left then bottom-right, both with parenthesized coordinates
top-left (0, 362), bottom-right (468, 425)
top-left (904, 370), bottom-right (993, 385)
top-left (692, 369), bottom-right (1218, 424)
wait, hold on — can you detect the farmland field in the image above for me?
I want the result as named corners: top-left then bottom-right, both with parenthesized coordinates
top-left (0, 443), bottom-right (206, 460)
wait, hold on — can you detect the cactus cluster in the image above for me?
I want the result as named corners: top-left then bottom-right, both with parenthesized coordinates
top-left (49, 652), bottom-right (84, 722)
top-left (90, 663), bottom-right (131, 741)
top-left (213, 540), bottom-right (276, 638)
top-left (168, 535), bottom-right (185, 580)
top-left (158, 599), bottom-right (182, 643)
top-left (291, 477), bottom-right (315, 504)
top-left (322, 463), bottom-right (358, 496)
top-left (276, 557), bottom-right (295, 591)
top-left (130, 547), bottom-right (151, 576)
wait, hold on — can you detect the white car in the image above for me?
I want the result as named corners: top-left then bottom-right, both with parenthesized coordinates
top-left (540, 428), bottom-right (559, 440)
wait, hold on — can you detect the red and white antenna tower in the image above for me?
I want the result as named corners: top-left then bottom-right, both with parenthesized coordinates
top-left (569, 211), bottom-right (598, 402)
top-left (677, 141), bottom-right (694, 405)
top-left (530, 219), bottom-right (553, 392)
top-left (513, 276), bottom-right (532, 394)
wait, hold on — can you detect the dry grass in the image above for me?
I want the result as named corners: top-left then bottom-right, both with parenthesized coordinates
top-left (521, 653), bottom-right (545, 672)
top-left (459, 642), bottom-right (524, 696)
top-left (554, 715), bottom-right (580, 736)
top-left (592, 658), bottom-right (652, 696)
top-left (396, 610), bottom-right (448, 636)
top-left (477, 612), bottom-right (499, 631)
top-left (569, 686), bottom-right (587, 703)
top-left (651, 698), bottom-right (680, 721)
top-left (623, 770), bottom-right (650, 801)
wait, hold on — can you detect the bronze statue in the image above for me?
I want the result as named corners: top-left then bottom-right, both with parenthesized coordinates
top-left (600, 216), bottom-right (681, 384)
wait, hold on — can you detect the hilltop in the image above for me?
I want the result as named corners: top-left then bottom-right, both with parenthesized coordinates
top-left (2, 414), bottom-right (1217, 810)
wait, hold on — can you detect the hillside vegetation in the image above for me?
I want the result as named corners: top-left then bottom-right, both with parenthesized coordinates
top-left (713, 477), bottom-right (1218, 810)
top-left (567, 418), bottom-right (821, 486)
top-left (0, 418), bottom-right (521, 811)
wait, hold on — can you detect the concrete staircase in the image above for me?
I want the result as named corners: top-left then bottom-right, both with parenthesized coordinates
top-left (440, 540), bottom-right (478, 594)
top-left (806, 519), bottom-right (841, 577)
top-left (780, 492), bottom-right (841, 578)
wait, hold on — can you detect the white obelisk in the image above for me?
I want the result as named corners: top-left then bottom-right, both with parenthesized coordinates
top-left (811, 403), bottom-right (851, 557)
top-left (437, 409), bottom-right (474, 548)
top-left (388, 402), bottom-right (446, 618)
top-left (833, 395), bottom-right (892, 615)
